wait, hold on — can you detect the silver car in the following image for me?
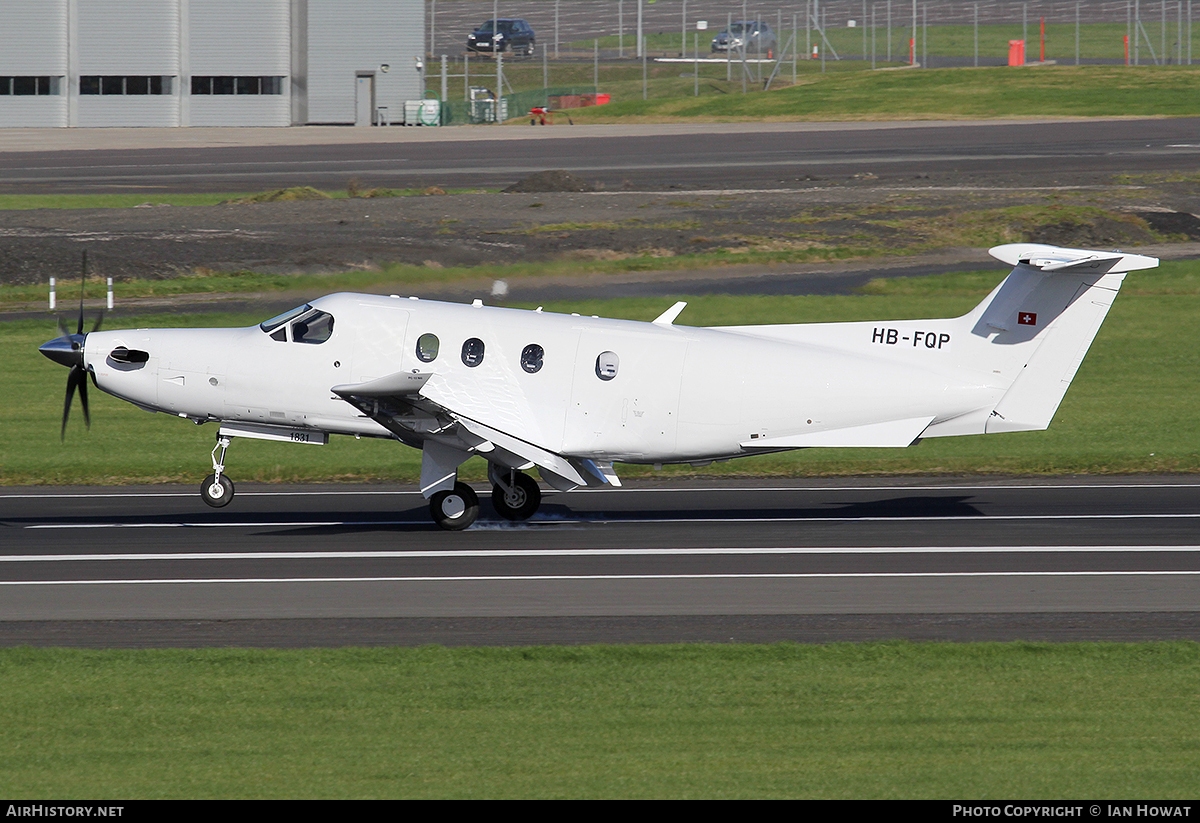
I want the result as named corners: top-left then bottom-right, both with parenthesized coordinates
top-left (711, 21), bottom-right (777, 56)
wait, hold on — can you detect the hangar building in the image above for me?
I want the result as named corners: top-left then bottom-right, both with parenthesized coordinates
top-left (0, 0), bottom-right (425, 127)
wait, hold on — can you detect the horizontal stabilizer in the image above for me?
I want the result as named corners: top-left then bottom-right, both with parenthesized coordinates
top-left (989, 243), bottom-right (1159, 274)
top-left (741, 416), bottom-right (933, 449)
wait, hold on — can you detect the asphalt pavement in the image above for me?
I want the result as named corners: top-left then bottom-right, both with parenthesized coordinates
top-left (5, 117), bottom-right (1200, 193)
top-left (3, 479), bottom-right (1198, 646)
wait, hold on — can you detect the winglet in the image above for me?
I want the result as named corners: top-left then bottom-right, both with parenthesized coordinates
top-left (652, 301), bottom-right (688, 326)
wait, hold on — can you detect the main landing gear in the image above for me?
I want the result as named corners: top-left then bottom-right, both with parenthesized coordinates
top-left (200, 435), bottom-right (234, 508)
top-left (427, 467), bottom-right (543, 530)
top-left (196, 434), bottom-right (546, 531)
top-left (490, 466), bottom-right (541, 522)
top-left (429, 482), bottom-right (480, 531)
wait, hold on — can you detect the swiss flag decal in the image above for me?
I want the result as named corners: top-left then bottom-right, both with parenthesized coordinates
top-left (1017, 312), bottom-right (1038, 326)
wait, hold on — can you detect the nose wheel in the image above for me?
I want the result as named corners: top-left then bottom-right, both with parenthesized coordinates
top-left (200, 435), bottom-right (235, 508)
top-left (430, 482), bottom-right (480, 530)
top-left (201, 474), bottom-right (234, 507)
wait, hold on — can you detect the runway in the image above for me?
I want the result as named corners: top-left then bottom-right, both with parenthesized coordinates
top-left (4, 118), bottom-right (1200, 193)
top-left (2, 479), bottom-right (1198, 646)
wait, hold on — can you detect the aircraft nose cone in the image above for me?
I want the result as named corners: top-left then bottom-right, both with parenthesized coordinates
top-left (39, 334), bottom-right (85, 369)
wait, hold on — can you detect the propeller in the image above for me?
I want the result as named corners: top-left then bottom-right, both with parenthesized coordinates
top-left (39, 252), bottom-right (103, 440)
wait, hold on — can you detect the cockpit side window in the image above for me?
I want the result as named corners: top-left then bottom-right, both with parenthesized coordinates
top-left (294, 310), bottom-right (334, 344)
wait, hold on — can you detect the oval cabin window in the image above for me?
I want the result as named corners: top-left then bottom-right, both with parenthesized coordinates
top-left (461, 337), bottom-right (485, 367)
top-left (521, 344), bottom-right (544, 374)
top-left (416, 333), bottom-right (440, 363)
top-left (595, 351), bottom-right (619, 381)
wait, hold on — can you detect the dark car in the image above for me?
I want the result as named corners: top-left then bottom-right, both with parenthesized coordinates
top-left (467, 19), bottom-right (536, 55)
top-left (711, 21), bottom-right (777, 56)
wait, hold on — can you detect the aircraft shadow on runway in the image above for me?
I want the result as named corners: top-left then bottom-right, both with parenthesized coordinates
top-left (1, 492), bottom-right (984, 537)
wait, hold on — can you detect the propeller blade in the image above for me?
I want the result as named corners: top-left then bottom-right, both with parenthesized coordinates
top-left (48, 253), bottom-right (96, 441)
top-left (77, 367), bottom-right (90, 430)
top-left (61, 368), bottom-right (78, 440)
top-left (61, 365), bottom-right (91, 441)
top-left (76, 250), bottom-right (88, 336)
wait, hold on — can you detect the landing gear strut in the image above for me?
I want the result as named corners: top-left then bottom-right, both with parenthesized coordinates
top-left (489, 466), bottom-right (542, 521)
top-left (429, 482), bottom-right (480, 530)
top-left (201, 435), bottom-right (234, 508)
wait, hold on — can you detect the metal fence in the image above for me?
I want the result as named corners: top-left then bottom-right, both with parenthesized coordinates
top-left (414, 1), bottom-right (1197, 120)
top-left (427, 0), bottom-right (1195, 66)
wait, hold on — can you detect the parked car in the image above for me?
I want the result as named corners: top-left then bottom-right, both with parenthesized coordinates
top-left (467, 19), bottom-right (536, 55)
top-left (711, 21), bottom-right (777, 56)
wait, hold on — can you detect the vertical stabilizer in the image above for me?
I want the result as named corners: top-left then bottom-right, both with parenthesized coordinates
top-left (976, 244), bottom-right (1157, 433)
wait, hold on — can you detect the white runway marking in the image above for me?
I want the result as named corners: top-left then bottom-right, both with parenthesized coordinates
top-left (2, 545), bottom-right (1198, 564)
top-left (4, 481), bottom-right (1199, 500)
top-left (22, 513), bottom-right (1200, 530)
top-left (4, 571), bottom-right (1200, 587)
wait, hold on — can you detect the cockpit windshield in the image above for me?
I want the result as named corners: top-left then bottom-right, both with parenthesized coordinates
top-left (259, 304), bottom-right (335, 344)
top-left (260, 304), bottom-right (311, 333)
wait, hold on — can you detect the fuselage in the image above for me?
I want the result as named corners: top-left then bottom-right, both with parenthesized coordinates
top-left (83, 293), bottom-right (1000, 464)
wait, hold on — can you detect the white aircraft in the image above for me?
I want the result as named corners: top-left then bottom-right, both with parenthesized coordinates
top-left (40, 243), bottom-right (1157, 530)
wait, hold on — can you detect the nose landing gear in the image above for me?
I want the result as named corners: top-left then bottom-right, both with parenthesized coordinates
top-left (200, 435), bottom-right (234, 508)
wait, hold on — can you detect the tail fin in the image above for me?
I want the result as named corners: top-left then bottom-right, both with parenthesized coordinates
top-left (964, 244), bottom-right (1157, 433)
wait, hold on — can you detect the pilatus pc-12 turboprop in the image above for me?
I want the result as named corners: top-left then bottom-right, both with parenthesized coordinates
top-left (40, 243), bottom-right (1157, 530)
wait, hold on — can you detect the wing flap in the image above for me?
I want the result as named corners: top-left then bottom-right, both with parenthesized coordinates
top-left (456, 416), bottom-right (588, 487)
top-left (741, 415), bottom-right (933, 449)
top-left (332, 368), bottom-right (588, 488)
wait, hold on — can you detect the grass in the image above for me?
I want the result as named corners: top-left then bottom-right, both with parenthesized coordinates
top-left (2, 642), bottom-right (1198, 798)
top-left (1, 195), bottom-right (1174, 306)
top-left (437, 37), bottom-right (1200, 122)
top-left (783, 202), bottom-right (1164, 250)
top-left (1, 247), bottom-right (879, 306)
top-left (559, 64), bottom-right (1200, 121)
top-left (0, 186), bottom-right (489, 212)
top-left (4, 262), bottom-right (1199, 485)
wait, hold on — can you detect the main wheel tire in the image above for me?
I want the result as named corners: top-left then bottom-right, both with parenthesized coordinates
top-left (491, 471), bottom-right (542, 521)
top-left (201, 474), bottom-right (234, 508)
top-left (430, 482), bottom-right (480, 531)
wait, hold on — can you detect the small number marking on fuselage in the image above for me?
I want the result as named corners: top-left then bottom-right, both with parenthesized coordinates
top-left (872, 328), bottom-right (950, 349)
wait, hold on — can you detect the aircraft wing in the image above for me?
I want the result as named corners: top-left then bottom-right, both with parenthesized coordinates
top-left (331, 370), bottom-right (604, 494)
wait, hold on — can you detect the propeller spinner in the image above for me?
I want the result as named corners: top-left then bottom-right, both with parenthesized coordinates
top-left (39, 253), bottom-right (103, 439)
